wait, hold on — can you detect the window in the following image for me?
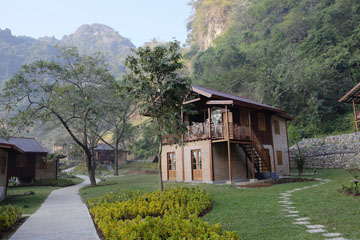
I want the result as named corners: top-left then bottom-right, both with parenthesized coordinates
top-left (277, 151), bottom-right (283, 165)
top-left (16, 155), bottom-right (27, 168)
top-left (258, 112), bottom-right (266, 131)
top-left (167, 152), bottom-right (176, 170)
top-left (191, 150), bottom-right (202, 170)
top-left (274, 120), bottom-right (280, 134)
top-left (0, 156), bottom-right (6, 174)
top-left (240, 111), bottom-right (249, 126)
top-left (39, 156), bottom-right (47, 169)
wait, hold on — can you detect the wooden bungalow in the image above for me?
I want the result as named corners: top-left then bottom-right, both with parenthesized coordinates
top-left (94, 144), bottom-right (127, 165)
top-left (339, 82), bottom-right (360, 131)
top-left (161, 85), bottom-right (293, 183)
top-left (0, 137), bottom-right (56, 200)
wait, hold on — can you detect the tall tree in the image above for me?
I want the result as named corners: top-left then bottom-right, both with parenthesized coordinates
top-left (1, 47), bottom-right (115, 186)
top-left (125, 41), bottom-right (191, 192)
top-left (95, 84), bottom-right (135, 176)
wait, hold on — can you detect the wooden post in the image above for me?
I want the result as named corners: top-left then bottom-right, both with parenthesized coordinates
top-left (248, 111), bottom-right (255, 179)
top-left (181, 106), bottom-right (185, 181)
top-left (208, 108), bottom-right (214, 181)
top-left (353, 100), bottom-right (358, 131)
top-left (225, 106), bottom-right (232, 182)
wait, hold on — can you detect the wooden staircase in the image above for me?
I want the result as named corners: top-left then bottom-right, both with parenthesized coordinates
top-left (241, 129), bottom-right (271, 174)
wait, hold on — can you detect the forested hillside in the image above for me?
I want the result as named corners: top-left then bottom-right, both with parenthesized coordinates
top-left (0, 24), bottom-right (135, 87)
top-left (186, 0), bottom-right (360, 141)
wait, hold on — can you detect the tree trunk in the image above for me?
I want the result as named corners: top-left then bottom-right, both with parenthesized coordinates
top-left (158, 138), bottom-right (164, 192)
top-left (114, 140), bottom-right (119, 176)
top-left (85, 150), bottom-right (96, 186)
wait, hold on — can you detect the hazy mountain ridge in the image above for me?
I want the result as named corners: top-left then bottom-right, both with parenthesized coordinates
top-left (0, 24), bottom-right (135, 87)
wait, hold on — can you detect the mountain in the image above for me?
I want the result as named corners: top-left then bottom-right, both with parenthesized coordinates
top-left (0, 24), bottom-right (135, 87)
top-left (186, 0), bottom-right (360, 140)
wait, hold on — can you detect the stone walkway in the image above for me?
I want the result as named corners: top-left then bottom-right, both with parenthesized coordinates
top-left (10, 175), bottom-right (99, 240)
top-left (279, 178), bottom-right (348, 240)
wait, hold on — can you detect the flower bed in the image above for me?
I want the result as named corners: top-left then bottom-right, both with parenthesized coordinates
top-left (88, 187), bottom-right (238, 239)
top-left (0, 205), bottom-right (22, 233)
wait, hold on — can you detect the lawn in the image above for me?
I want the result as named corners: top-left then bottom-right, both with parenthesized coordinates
top-left (80, 169), bottom-right (359, 240)
top-left (1, 177), bottom-right (84, 214)
top-left (1, 186), bottom-right (58, 214)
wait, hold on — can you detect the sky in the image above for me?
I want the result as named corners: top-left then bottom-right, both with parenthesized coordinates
top-left (0, 0), bottom-right (193, 47)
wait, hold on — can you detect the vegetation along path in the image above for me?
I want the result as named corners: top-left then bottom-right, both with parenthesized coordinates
top-left (10, 175), bottom-right (99, 240)
top-left (279, 178), bottom-right (347, 240)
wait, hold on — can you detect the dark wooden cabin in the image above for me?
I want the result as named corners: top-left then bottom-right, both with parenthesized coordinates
top-left (94, 144), bottom-right (127, 165)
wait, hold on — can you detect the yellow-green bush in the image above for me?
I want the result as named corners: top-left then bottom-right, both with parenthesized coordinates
top-left (88, 187), bottom-right (238, 239)
top-left (0, 205), bottom-right (22, 232)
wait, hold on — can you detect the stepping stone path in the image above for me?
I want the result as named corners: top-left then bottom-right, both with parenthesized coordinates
top-left (278, 178), bottom-right (349, 240)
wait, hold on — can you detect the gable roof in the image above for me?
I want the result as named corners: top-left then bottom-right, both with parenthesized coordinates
top-left (94, 144), bottom-right (113, 151)
top-left (191, 85), bottom-right (294, 120)
top-left (0, 137), bottom-right (48, 153)
top-left (339, 82), bottom-right (360, 103)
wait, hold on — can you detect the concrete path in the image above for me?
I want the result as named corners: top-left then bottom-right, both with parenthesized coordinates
top-left (10, 175), bottom-right (99, 240)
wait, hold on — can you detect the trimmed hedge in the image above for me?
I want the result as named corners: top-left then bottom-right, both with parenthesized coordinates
top-left (89, 187), bottom-right (238, 239)
top-left (0, 205), bottom-right (22, 232)
top-left (16, 178), bottom-right (76, 187)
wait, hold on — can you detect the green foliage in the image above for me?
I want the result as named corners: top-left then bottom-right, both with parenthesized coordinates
top-left (187, 0), bottom-right (360, 139)
top-left (88, 187), bottom-right (238, 239)
top-left (0, 205), bottom-right (22, 232)
top-left (129, 123), bottom-right (159, 160)
top-left (14, 178), bottom-right (78, 187)
top-left (293, 144), bottom-right (306, 175)
top-left (1, 46), bottom-right (118, 186)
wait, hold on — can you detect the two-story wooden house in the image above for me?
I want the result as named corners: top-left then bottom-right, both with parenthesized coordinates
top-left (161, 85), bottom-right (293, 183)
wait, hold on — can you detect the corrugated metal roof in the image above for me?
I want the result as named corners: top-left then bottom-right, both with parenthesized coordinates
top-left (191, 84), bottom-right (293, 119)
top-left (0, 137), bottom-right (48, 153)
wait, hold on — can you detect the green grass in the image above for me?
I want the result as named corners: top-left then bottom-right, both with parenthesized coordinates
top-left (80, 169), bottom-right (359, 240)
top-left (1, 177), bottom-right (84, 215)
top-left (1, 186), bottom-right (58, 214)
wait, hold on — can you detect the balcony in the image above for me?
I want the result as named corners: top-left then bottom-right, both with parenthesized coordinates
top-left (183, 122), bottom-right (251, 142)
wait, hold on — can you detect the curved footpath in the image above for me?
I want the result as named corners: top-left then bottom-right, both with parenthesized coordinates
top-left (10, 174), bottom-right (99, 240)
top-left (279, 178), bottom-right (348, 240)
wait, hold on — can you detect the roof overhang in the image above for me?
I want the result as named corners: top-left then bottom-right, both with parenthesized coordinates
top-left (339, 82), bottom-right (360, 103)
top-left (0, 143), bottom-right (24, 153)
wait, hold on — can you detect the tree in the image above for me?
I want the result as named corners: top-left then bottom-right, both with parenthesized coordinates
top-left (1, 47), bottom-right (115, 186)
top-left (95, 84), bottom-right (136, 175)
top-left (125, 41), bottom-right (191, 192)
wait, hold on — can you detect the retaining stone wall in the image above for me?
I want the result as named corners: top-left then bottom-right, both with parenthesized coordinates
top-left (290, 132), bottom-right (360, 169)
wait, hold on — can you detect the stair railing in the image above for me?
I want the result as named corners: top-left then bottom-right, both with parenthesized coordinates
top-left (251, 129), bottom-right (271, 172)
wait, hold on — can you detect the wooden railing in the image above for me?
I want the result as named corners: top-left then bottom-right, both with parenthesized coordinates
top-left (165, 122), bottom-right (252, 143)
top-left (184, 123), bottom-right (210, 141)
top-left (229, 123), bottom-right (251, 140)
top-left (251, 129), bottom-right (271, 172)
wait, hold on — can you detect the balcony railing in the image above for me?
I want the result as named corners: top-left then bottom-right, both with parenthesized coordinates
top-left (182, 122), bottom-right (251, 142)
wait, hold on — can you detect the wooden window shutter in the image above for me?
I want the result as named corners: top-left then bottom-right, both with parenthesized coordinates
top-left (274, 120), bottom-right (280, 134)
top-left (240, 111), bottom-right (248, 126)
top-left (258, 112), bottom-right (266, 131)
top-left (277, 151), bottom-right (283, 165)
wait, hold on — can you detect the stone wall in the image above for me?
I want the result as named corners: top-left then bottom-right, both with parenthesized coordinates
top-left (290, 132), bottom-right (360, 169)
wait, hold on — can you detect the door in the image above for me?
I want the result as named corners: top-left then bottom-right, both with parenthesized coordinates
top-left (222, 111), bottom-right (233, 138)
top-left (191, 150), bottom-right (202, 181)
top-left (167, 152), bottom-right (176, 180)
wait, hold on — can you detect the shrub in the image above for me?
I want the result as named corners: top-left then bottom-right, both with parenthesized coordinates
top-left (0, 205), bottom-right (22, 232)
top-left (294, 144), bottom-right (306, 175)
top-left (88, 187), bottom-right (238, 239)
top-left (16, 178), bottom-right (76, 187)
